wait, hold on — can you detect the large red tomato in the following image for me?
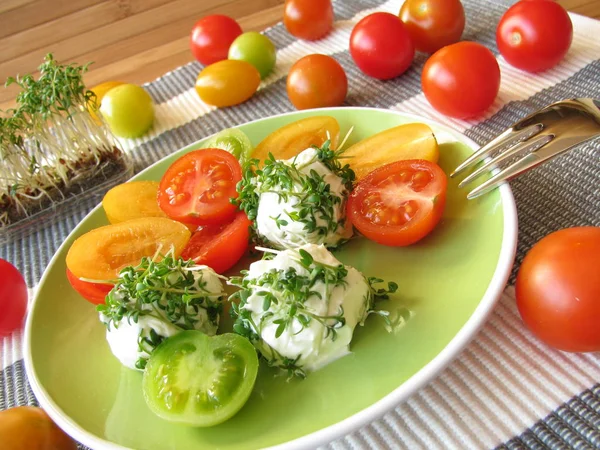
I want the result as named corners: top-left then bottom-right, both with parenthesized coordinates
top-left (286, 54), bottom-right (347, 110)
top-left (284, 0), bottom-right (334, 41)
top-left (190, 15), bottom-right (243, 66)
top-left (399, 0), bottom-right (465, 54)
top-left (421, 41), bottom-right (501, 119)
top-left (349, 12), bottom-right (415, 80)
top-left (347, 159), bottom-right (447, 247)
top-left (515, 227), bottom-right (600, 353)
top-left (496, 0), bottom-right (572, 73)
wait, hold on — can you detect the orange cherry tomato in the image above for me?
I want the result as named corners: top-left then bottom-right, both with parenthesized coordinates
top-left (347, 160), bottom-right (447, 246)
top-left (286, 54), bottom-right (347, 110)
top-left (251, 116), bottom-right (340, 163)
top-left (0, 406), bottom-right (77, 450)
top-left (399, 0), bottom-right (465, 54)
top-left (66, 217), bottom-right (191, 280)
top-left (158, 148), bottom-right (242, 226)
top-left (181, 212), bottom-right (252, 274)
top-left (66, 268), bottom-right (113, 305)
top-left (516, 227), bottom-right (600, 352)
top-left (195, 60), bottom-right (261, 107)
top-left (284, 0), bottom-right (334, 41)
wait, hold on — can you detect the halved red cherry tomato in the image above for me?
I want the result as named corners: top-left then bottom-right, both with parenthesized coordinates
top-left (347, 160), bottom-right (447, 246)
top-left (66, 268), bottom-right (113, 305)
top-left (158, 148), bottom-right (242, 226)
top-left (180, 212), bottom-right (252, 274)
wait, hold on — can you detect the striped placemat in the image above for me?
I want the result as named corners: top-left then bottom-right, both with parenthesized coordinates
top-left (2, 0), bottom-right (600, 448)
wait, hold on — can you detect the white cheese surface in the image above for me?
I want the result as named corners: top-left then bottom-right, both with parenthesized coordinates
top-left (255, 148), bottom-right (352, 250)
top-left (243, 244), bottom-right (370, 373)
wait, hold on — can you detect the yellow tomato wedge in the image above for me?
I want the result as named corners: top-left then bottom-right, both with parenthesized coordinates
top-left (344, 123), bottom-right (439, 179)
top-left (102, 181), bottom-right (167, 224)
top-left (251, 116), bottom-right (340, 163)
top-left (66, 217), bottom-right (191, 280)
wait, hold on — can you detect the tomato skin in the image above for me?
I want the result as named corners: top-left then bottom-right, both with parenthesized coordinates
top-left (350, 12), bottom-right (415, 80)
top-left (195, 60), bottom-right (261, 108)
top-left (284, 0), bottom-right (334, 41)
top-left (66, 268), bottom-right (113, 305)
top-left (189, 15), bottom-right (242, 65)
top-left (287, 54), bottom-right (347, 110)
top-left (228, 32), bottom-right (277, 79)
top-left (0, 259), bottom-right (27, 337)
top-left (99, 84), bottom-right (154, 138)
top-left (158, 148), bottom-right (242, 226)
top-left (347, 159), bottom-right (447, 247)
top-left (181, 212), bottom-right (252, 274)
top-left (399, 0), bottom-right (465, 54)
top-left (515, 227), bottom-right (600, 353)
top-left (496, 0), bottom-right (572, 73)
top-left (422, 42), bottom-right (501, 119)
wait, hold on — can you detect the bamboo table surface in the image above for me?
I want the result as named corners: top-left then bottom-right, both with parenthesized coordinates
top-left (0, 0), bottom-right (598, 111)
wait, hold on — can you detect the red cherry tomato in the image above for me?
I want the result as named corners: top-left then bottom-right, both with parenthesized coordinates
top-left (516, 227), bottom-right (600, 353)
top-left (283, 0), bottom-right (334, 41)
top-left (66, 268), bottom-right (113, 305)
top-left (0, 259), bottom-right (27, 336)
top-left (422, 41), bottom-right (501, 119)
top-left (347, 159), bottom-right (447, 247)
top-left (399, 0), bottom-right (465, 54)
top-left (286, 54), bottom-right (347, 110)
top-left (158, 148), bottom-right (242, 226)
top-left (349, 12), bottom-right (415, 80)
top-left (189, 15), bottom-right (243, 66)
top-left (180, 212), bottom-right (252, 274)
top-left (496, 0), bottom-right (572, 73)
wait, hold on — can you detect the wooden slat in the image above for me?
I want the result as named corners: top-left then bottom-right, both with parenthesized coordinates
top-left (0, 0), bottom-right (172, 64)
top-left (557, 0), bottom-right (600, 19)
top-left (0, 0), bottom-right (105, 39)
top-left (0, 0), bottom-right (36, 15)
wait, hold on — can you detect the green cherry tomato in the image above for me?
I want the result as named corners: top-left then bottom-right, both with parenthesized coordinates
top-left (99, 84), bottom-right (155, 138)
top-left (199, 127), bottom-right (254, 163)
top-left (142, 331), bottom-right (259, 427)
top-left (228, 31), bottom-right (277, 79)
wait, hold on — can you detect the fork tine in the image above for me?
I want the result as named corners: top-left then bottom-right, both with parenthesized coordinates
top-left (458, 133), bottom-right (554, 188)
top-left (466, 136), bottom-right (570, 199)
top-left (450, 123), bottom-right (544, 178)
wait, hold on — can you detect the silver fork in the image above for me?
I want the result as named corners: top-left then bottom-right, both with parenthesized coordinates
top-left (451, 98), bottom-right (600, 199)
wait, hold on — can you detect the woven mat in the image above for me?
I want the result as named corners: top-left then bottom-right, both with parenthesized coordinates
top-left (2, 0), bottom-right (600, 448)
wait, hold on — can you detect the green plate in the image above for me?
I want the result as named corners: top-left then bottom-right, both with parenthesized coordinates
top-left (24, 108), bottom-right (517, 450)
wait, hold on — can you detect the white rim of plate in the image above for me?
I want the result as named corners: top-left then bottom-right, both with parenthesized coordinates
top-left (24, 107), bottom-right (518, 450)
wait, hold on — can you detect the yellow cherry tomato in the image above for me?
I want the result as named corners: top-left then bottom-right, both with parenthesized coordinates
top-left (89, 80), bottom-right (125, 109)
top-left (66, 217), bottom-right (191, 280)
top-left (344, 122), bottom-right (439, 179)
top-left (195, 60), bottom-right (261, 108)
top-left (102, 181), bottom-right (167, 224)
top-left (0, 406), bottom-right (77, 450)
top-left (251, 116), bottom-right (340, 163)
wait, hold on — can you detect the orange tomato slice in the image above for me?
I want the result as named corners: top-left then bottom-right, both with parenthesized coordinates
top-left (102, 181), bottom-right (167, 224)
top-left (344, 123), bottom-right (439, 179)
top-left (66, 217), bottom-right (191, 280)
top-left (251, 116), bottom-right (340, 163)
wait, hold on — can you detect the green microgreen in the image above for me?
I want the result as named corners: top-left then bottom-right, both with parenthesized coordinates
top-left (234, 140), bottom-right (355, 249)
top-left (97, 253), bottom-right (225, 368)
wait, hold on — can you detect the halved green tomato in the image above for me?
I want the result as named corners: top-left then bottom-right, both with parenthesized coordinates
top-left (142, 331), bottom-right (259, 427)
top-left (199, 128), bottom-right (253, 163)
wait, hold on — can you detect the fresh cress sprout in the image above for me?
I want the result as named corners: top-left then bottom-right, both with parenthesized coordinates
top-left (97, 252), bottom-right (226, 369)
top-left (235, 140), bottom-right (355, 248)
